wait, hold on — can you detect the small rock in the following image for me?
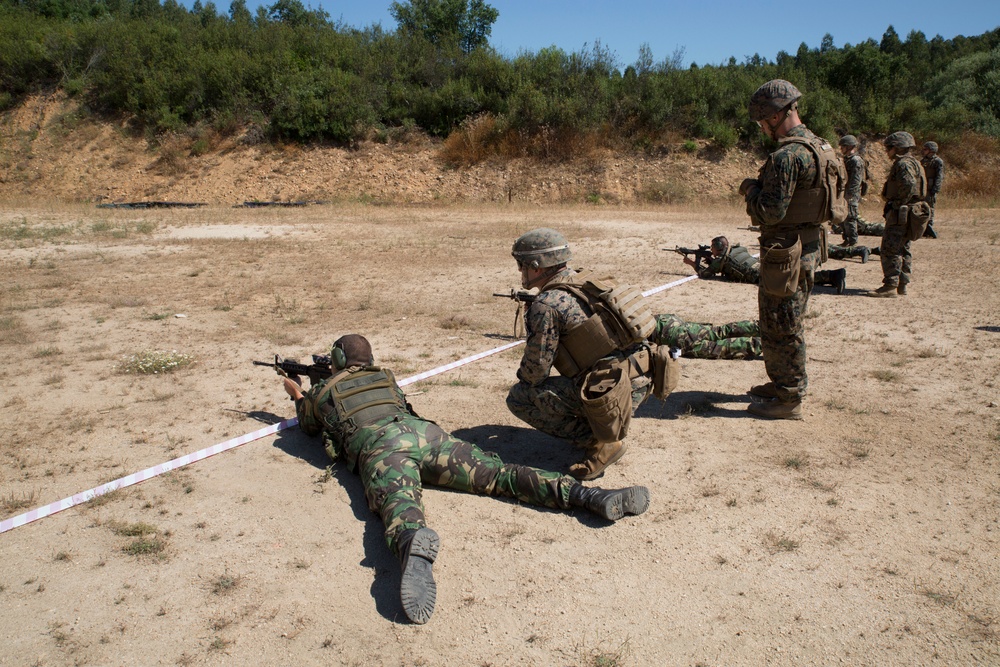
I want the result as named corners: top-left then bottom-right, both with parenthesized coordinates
top-left (175, 313), bottom-right (187, 318)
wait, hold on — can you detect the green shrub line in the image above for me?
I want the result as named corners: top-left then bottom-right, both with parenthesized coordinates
top-left (1, 1), bottom-right (998, 151)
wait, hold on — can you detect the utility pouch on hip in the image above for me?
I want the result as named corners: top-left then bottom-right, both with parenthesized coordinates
top-left (760, 236), bottom-right (802, 298)
top-left (579, 360), bottom-right (632, 442)
top-left (819, 226), bottom-right (829, 264)
top-left (905, 202), bottom-right (931, 241)
top-left (651, 345), bottom-right (680, 400)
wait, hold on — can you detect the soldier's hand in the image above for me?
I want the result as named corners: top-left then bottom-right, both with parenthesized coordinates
top-left (738, 178), bottom-right (760, 197)
top-left (282, 377), bottom-right (304, 401)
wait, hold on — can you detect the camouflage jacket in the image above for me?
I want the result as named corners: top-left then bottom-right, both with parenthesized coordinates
top-left (921, 154), bottom-right (944, 196)
top-left (843, 153), bottom-right (866, 203)
top-left (745, 124), bottom-right (821, 228)
top-left (882, 154), bottom-right (926, 210)
top-left (517, 267), bottom-right (592, 386)
top-left (698, 244), bottom-right (758, 282)
top-left (295, 367), bottom-right (412, 471)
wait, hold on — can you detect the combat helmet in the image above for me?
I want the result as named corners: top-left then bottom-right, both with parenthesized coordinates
top-left (711, 236), bottom-right (729, 254)
top-left (839, 135), bottom-right (858, 148)
top-left (883, 131), bottom-right (915, 149)
top-left (748, 79), bottom-right (802, 122)
top-left (511, 228), bottom-right (571, 269)
top-left (923, 141), bottom-right (938, 152)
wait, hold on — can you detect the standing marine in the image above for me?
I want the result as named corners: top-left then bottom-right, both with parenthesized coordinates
top-left (837, 134), bottom-right (870, 247)
top-left (921, 141), bottom-right (944, 238)
top-left (866, 131), bottom-right (927, 298)
top-left (738, 79), bottom-right (845, 419)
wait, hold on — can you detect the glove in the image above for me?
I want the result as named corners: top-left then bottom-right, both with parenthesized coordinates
top-left (739, 178), bottom-right (759, 197)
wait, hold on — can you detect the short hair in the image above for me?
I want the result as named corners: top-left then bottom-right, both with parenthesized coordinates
top-left (333, 334), bottom-right (374, 367)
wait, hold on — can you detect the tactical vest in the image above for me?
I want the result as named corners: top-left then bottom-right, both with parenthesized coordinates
top-left (544, 269), bottom-right (655, 379)
top-left (313, 367), bottom-right (408, 444)
top-left (883, 155), bottom-right (927, 205)
top-left (722, 245), bottom-right (760, 283)
top-left (778, 134), bottom-right (848, 226)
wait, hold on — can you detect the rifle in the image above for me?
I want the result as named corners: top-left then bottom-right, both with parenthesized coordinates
top-left (669, 244), bottom-right (714, 271)
top-left (253, 354), bottom-right (332, 383)
top-left (492, 288), bottom-right (540, 337)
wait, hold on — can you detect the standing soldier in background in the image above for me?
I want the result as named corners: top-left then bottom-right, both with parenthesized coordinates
top-left (866, 132), bottom-right (927, 298)
top-left (921, 141), bottom-right (944, 238)
top-left (739, 79), bottom-right (844, 419)
top-left (838, 135), bottom-right (868, 247)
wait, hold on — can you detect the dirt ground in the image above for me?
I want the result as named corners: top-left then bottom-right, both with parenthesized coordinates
top-left (0, 197), bottom-right (999, 667)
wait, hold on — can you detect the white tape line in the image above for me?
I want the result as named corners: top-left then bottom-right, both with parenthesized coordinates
top-left (0, 340), bottom-right (527, 534)
top-left (2, 274), bottom-right (700, 535)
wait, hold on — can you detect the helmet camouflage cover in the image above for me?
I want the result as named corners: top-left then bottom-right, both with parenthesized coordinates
top-left (884, 131), bottom-right (915, 149)
top-left (511, 228), bottom-right (571, 269)
top-left (924, 141), bottom-right (938, 152)
top-left (839, 135), bottom-right (858, 147)
top-left (711, 236), bottom-right (729, 253)
top-left (748, 79), bottom-right (802, 121)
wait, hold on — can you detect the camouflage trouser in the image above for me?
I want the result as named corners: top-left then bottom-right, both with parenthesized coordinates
top-left (842, 199), bottom-right (861, 245)
top-left (506, 375), bottom-right (651, 446)
top-left (652, 314), bottom-right (761, 359)
top-left (925, 194), bottom-right (937, 232)
top-left (833, 218), bottom-right (882, 237)
top-left (758, 243), bottom-right (820, 402)
top-left (879, 223), bottom-right (912, 287)
top-left (828, 244), bottom-right (865, 260)
top-left (355, 418), bottom-right (576, 556)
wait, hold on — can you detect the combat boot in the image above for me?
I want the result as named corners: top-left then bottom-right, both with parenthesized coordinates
top-left (568, 483), bottom-right (650, 521)
top-left (568, 440), bottom-right (627, 481)
top-left (832, 268), bottom-right (846, 295)
top-left (748, 382), bottom-right (778, 399)
top-left (858, 247), bottom-right (870, 264)
top-left (897, 283), bottom-right (908, 296)
top-left (397, 527), bottom-right (439, 624)
top-left (865, 284), bottom-right (897, 298)
top-left (923, 224), bottom-right (938, 239)
top-left (747, 398), bottom-right (802, 420)
top-left (869, 246), bottom-right (880, 256)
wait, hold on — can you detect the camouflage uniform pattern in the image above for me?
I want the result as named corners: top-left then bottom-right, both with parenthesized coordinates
top-left (921, 153), bottom-right (944, 233)
top-left (879, 155), bottom-right (925, 288)
top-left (841, 152), bottom-right (866, 245)
top-left (507, 267), bottom-right (651, 445)
top-left (297, 372), bottom-right (576, 556)
top-left (698, 245), bottom-right (760, 284)
top-left (745, 124), bottom-right (822, 402)
top-left (828, 243), bottom-right (868, 260)
top-left (652, 314), bottom-right (761, 359)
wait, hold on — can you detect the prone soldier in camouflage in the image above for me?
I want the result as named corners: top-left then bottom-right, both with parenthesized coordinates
top-left (921, 141), bottom-right (944, 238)
top-left (687, 236), bottom-right (760, 283)
top-left (653, 314), bottom-right (761, 359)
top-left (739, 79), bottom-right (841, 419)
top-left (866, 132), bottom-right (927, 298)
top-left (283, 334), bottom-right (650, 625)
top-left (506, 228), bottom-right (660, 481)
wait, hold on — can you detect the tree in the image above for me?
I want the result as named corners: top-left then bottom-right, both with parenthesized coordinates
top-left (389, 0), bottom-right (498, 53)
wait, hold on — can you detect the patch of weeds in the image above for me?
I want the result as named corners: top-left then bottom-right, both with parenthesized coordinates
top-left (783, 454), bottom-right (808, 469)
top-left (700, 484), bottom-right (720, 498)
top-left (0, 315), bottom-right (29, 345)
top-left (726, 497), bottom-right (737, 507)
top-left (122, 535), bottom-right (167, 557)
top-left (680, 398), bottom-right (715, 417)
top-left (579, 637), bottom-right (631, 667)
top-left (871, 369), bottom-right (901, 383)
top-left (146, 312), bottom-right (171, 321)
top-left (108, 520), bottom-right (158, 537)
top-left (682, 140), bottom-right (698, 152)
top-left (639, 179), bottom-right (690, 204)
top-left (765, 531), bottom-right (800, 553)
top-left (439, 314), bottom-right (472, 330)
top-left (826, 497), bottom-right (839, 506)
top-left (211, 573), bottom-right (242, 595)
top-left (85, 488), bottom-right (127, 507)
top-left (447, 377), bottom-right (478, 387)
top-left (848, 444), bottom-right (871, 460)
top-left (117, 350), bottom-right (194, 374)
top-left (2, 489), bottom-right (38, 513)
top-left (208, 636), bottom-right (233, 652)
top-left (41, 373), bottom-right (64, 386)
top-left (32, 346), bottom-right (62, 358)
top-left (54, 551), bottom-right (73, 562)
top-left (291, 558), bottom-right (310, 570)
top-left (108, 295), bottom-right (148, 308)
top-left (920, 585), bottom-right (957, 607)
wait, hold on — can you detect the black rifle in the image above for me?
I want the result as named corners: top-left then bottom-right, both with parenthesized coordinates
top-left (253, 354), bottom-right (332, 383)
top-left (492, 288), bottom-right (539, 337)
top-left (669, 244), bottom-right (714, 271)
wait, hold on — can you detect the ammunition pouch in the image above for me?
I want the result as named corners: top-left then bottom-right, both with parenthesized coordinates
top-left (760, 234), bottom-right (802, 298)
top-left (819, 226), bottom-right (829, 264)
top-left (905, 202), bottom-right (932, 241)
top-left (651, 345), bottom-right (680, 400)
top-left (553, 314), bottom-right (618, 378)
top-left (579, 358), bottom-right (633, 443)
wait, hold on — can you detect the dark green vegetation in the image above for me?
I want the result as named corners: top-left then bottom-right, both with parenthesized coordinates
top-left (1, 0), bottom-right (999, 154)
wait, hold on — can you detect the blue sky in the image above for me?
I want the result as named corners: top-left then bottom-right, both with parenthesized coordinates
top-left (236, 0), bottom-right (1000, 68)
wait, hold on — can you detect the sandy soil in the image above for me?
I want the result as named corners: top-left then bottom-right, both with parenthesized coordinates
top-left (0, 197), bottom-right (998, 667)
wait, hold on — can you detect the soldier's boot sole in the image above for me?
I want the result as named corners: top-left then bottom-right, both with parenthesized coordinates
top-left (400, 528), bottom-right (439, 625)
top-left (598, 486), bottom-right (651, 521)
